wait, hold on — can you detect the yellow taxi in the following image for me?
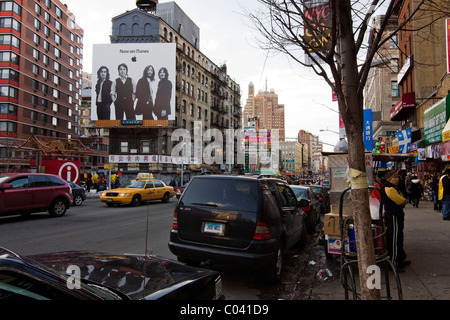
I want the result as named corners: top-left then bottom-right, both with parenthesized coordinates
top-left (100, 179), bottom-right (175, 206)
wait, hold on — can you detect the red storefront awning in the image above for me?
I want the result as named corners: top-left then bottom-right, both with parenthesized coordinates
top-left (390, 92), bottom-right (416, 121)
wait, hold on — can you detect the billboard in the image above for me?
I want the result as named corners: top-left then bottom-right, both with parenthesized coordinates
top-left (92, 43), bottom-right (176, 126)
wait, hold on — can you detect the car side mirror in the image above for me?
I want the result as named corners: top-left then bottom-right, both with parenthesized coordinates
top-left (0, 183), bottom-right (13, 190)
top-left (298, 198), bottom-right (310, 207)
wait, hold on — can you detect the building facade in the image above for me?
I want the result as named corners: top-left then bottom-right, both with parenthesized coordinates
top-left (364, 15), bottom-right (401, 148)
top-left (0, 0), bottom-right (84, 171)
top-left (96, 2), bottom-right (242, 182)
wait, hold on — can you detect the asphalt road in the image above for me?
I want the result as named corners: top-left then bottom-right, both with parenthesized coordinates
top-left (0, 197), bottom-right (320, 300)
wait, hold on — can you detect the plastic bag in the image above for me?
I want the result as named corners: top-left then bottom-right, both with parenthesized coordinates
top-left (369, 196), bottom-right (381, 220)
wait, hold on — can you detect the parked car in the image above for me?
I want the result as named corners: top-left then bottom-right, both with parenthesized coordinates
top-left (175, 181), bottom-right (190, 199)
top-left (169, 175), bottom-right (308, 283)
top-left (309, 184), bottom-right (331, 214)
top-left (0, 173), bottom-right (72, 218)
top-left (0, 247), bottom-right (223, 300)
top-left (290, 185), bottom-right (321, 233)
top-left (100, 179), bottom-right (175, 206)
top-left (322, 179), bottom-right (330, 189)
top-left (66, 181), bottom-right (86, 206)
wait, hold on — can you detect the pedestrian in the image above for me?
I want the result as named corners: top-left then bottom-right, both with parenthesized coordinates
top-left (405, 172), bottom-right (412, 204)
top-left (432, 173), bottom-right (440, 212)
top-left (410, 175), bottom-right (423, 208)
top-left (438, 168), bottom-right (450, 220)
top-left (382, 170), bottom-right (410, 271)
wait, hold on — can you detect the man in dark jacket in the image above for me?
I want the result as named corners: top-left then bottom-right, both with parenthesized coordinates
top-left (383, 170), bottom-right (410, 271)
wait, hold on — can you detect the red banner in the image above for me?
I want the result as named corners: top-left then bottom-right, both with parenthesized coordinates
top-left (447, 18), bottom-right (450, 74)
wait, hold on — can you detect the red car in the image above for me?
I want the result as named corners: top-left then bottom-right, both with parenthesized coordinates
top-left (0, 173), bottom-right (72, 218)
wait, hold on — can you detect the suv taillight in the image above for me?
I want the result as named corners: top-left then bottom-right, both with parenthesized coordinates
top-left (253, 221), bottom-right (270, 240)
top-left (172, 211), bottom-right (178, 230)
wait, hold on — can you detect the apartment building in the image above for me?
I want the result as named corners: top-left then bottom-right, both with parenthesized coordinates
top-left (0, 0), bottom-right (84, 171)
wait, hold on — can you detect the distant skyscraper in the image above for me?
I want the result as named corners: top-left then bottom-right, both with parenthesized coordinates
top-left (242, 82), bottom-right (285, 141)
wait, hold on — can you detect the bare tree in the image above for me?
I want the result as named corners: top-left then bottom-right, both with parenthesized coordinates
top-left (248, 0), bottom-right (449, 299)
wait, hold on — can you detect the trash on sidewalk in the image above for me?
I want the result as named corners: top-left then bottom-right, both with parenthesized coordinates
top-left (309, 260), bottom-right (316, 266)
top-left (316, 268), bottom-right (334, 281)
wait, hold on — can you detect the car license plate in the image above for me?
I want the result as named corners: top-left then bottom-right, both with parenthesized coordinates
top-left (107, 198), bottom-right (113, 203)
top-left (203, 222), bottom-right (224, 235)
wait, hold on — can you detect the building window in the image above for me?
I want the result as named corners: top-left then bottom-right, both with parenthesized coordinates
top-left (52, 117), bottom-right (58, 126)
top-left (391, 81), bottom-right (399, 98)
top-left (34, 18), bottom-right (41, 30)
top-left (33, 34), bottom-right (40, 46)
top-left (0, 121), bottom-right (16, 133)
top-left (54, 34), bottom-right (61, 45)
top-left (55, 6), bottom-right (62, 18)
top-left (0, 103), bottom-right (16, 115)
top-left (121, 142), bottom-right (128, 153)
top-left (35, 4), bottom-right (41, 15)
top-left (141, 141), bottom-right (150, 154)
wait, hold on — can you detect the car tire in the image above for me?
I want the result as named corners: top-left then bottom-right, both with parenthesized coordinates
top-left (131, 194), bottom-right (141, 206)
top-left (49, 198), bottom-right (68, 217)
top-left (162, 192), bottom-right (170, 203)
top-left (264, 243), bottom-right (283, 283)
top-left (73, 195), bottom-right (83, 206)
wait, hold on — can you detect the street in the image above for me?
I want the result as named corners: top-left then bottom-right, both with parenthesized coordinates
top-left (0, 197), bottom-right (320, 300)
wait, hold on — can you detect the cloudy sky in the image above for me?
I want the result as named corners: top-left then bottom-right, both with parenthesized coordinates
top-left (62, 0), bottom-right (341, 151)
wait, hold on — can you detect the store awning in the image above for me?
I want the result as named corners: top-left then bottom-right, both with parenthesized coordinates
top-left (443, 118), bottom-right (450, 142)
top-left (390, 92), bottom-right (416, 121)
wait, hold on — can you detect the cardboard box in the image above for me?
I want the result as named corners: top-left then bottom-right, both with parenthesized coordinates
top-left (324, 212), bottom-right (350, 236)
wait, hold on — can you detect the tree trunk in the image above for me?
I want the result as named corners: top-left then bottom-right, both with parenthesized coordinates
top-left (338, 0), bottom-right (381, 300)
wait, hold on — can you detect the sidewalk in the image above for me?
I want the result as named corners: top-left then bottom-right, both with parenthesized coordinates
top-left (293, 200), bottom-right (450, 300)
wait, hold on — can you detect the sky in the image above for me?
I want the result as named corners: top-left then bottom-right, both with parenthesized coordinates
top-left (62, 0), bottom-right (341, 151)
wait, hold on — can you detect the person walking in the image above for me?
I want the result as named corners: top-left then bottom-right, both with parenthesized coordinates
top-left (405, 172), bottom-right (413, 204)
top-left (438, 168), bottom-right (450, 220)
top-left (382, 170), bottom-right (410, 271)
top-left (410, 175), bottom-right (423, 208)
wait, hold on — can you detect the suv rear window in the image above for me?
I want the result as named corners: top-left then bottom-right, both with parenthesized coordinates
top-left (181, 178), bottom-right (259, 212)
top-left (47, 176), bottom-right (65, 186)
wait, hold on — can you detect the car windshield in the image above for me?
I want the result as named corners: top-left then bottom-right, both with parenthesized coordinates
top-left (124, 180), bottom-right (146, 189)
top-left (292, 188), bottom-right (308, 199)
top-left (181, 178), bottom-right (259, 212)
top-left (309, 185), bottom-right (322, 194)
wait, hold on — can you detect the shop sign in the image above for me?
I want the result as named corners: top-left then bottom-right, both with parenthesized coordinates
top-left (363, 109), bottom-right (373, 152)
top-left (390, 92), bottom-right (415, 121)
top-left (424, 95), bottom-right (450, 145)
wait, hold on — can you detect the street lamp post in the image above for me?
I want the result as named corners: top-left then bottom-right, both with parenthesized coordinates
top-left (320, 128), bottom-right (340, 135)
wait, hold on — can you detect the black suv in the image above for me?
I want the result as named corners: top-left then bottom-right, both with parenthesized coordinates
top-left (169, 175), bottom-right (309, 282)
